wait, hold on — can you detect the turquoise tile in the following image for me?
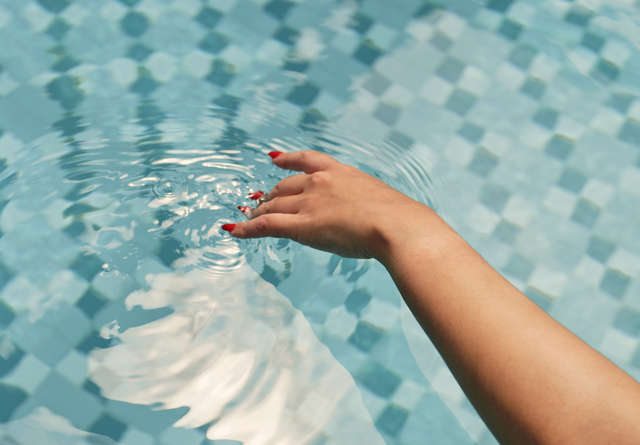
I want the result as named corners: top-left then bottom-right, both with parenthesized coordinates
top-left (571, 198), bottom-right (600, 228)
top-left (121, 12), bottom-right (150, 38)
top-left (118, 0), bottom-right (141, 6)
top-left (37, 0), bottom-right (70, 13)
top-left (349, 321), bottom-right (384, 352)
top-left (357, 361), bottom-right (401, 398)
top-left (600, 269), bottom-right (631, 299)
top-left (592, 59), bottom-right (620, 82)
top-left (498, 19), bottom-right (523, 41)
top-left (468, 147), bottom-right (499, 177)
top-left (206, 60), bottom-right (235, 87)
top-left (0, 344), bottom-right (24, 378)
top-left (387, 130), bottom-right (414, 149)
top-left (345, 288), bottom-right (372, 316)
top-left (586, 236), bottom-right (615, 263)
top-left (565, 6), bottom-right (594, 27)
top-left (458, 122), bottom-right (485, 143)
top-left (375, 404), bottom-right (409, 437)
top-left (199, 31), bottom-right (229, 54)
top-left (127, 43), bottom-right (153, 61)
top-left (286, 81), bottom-right (320, 107)
top-left (525, 287), bottom-right (552, 312)
top-left (509, 44), bottom-right (537, 70)
top-left (503, 253), bottom-right (534, 282)
top-left (581, 32), bottom-right (605, 52)
top-left (608, 93), bottom-right (635, 113)
top-left (46, 76), bottom-right (84, 111)
top-left (479, 183), bottom-right (510, 212)
top-left (33, 372), bottom-right (102, 429)
top-left (89, 413), bottom-right (128, 442)
top-left (69, 252), bottom-right (104, 281)
top-left (521, 77), bottom-right (546, 100)
top-left (264, 0), bottom-right (296, 20)
top-left (446, 89), bottom-right (477, 116)
top-left (436, 57), bottom-right (465, 83)
top-left (47, 18), bottom-right (71, 41)
top-left (350, 12), bottom-right (374, 34)
top-left (487, 0), bottom-right (514, 13)
top-left (493, 220), bottom-right (520, 243)
top-left (0, 383), bottom-right (28, 422)
top-left (157, 236), bottom-right (185, 267)
top-left (0, 298), bottom-right (16, 327)
top-left (557, 167), bottom-right (587, 193)
top-left (430, 32), bottom-right (453, 52)
top-left (353, 40), bottom-right (383, 66)
top-left (614, 307), bottom-right (640, 337)
top-left (631, 345), bottom-right (640, 368)
top-left (363, 73), bottom-right (391, 95)
top-left (273, 25), bottom-right (299, 45)
top-left (545, 135), bottom-right (574, 160)
top-left (533, 107), bottom-right (559, 130)
top-left (106, 400), bottom-right (189, 435)
top-left (619, 119), bottom-right (640, 146)
top-left (196, 7), bottom-right (223, 29)
top-left (374, 103), bottom-right (401, 125)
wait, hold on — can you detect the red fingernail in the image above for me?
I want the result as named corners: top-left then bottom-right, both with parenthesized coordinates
top-left (221, 223), bottom-right (236, 232)
top-left (237, 206), bottom-right (251, 213)
top-left (248, 191), bottom-right (264, 200)
top-left (268, 151), bottom-right (282, 159)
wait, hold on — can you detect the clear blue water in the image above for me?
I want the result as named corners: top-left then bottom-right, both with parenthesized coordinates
top-left (1, 0), bottom-right (639, 444)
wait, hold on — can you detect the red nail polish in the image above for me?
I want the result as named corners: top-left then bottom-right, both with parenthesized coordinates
top-left (268, 151), bottom-right (282, 159)
top-left (237, 206), bottom-right (251, 213)
top-left (248, 191), bottom-right (264, 200)
top-left (221, 223), bottom-right (236, 232)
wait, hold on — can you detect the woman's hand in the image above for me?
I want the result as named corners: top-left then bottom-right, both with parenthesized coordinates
top-left (223, 150), bottom-right (446, 261)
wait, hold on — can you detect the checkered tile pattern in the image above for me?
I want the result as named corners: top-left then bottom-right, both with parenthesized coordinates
top-left (1, 0), bottom-right (640, 444)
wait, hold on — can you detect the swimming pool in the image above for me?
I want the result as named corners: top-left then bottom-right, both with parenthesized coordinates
top-left (0, 0), bottom-right (639, 443)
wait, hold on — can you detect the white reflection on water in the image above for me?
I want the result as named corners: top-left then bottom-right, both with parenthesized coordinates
top-left (0, 408), bottom-right (116, 445)
top-left (88, 257), bottom-right (385, 445)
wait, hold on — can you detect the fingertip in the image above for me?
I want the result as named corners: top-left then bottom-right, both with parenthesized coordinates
top-left (268, 151), bottom-right (282, 160)
top-left (221, 223), bottom-right (236, 233)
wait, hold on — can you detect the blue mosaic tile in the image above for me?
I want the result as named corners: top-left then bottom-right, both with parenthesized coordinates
top-left (350, 12), bottom-right (374, 34)
top-left (286, 81), bottom-right (320, 107)
top-left (283, 59), bottom-right (310, 73)
top-left (375, 404), bottom-right (409, 437)
top-left (199, 31), bottom-right (229, 54)
top-left (75, 331), bottom-right (113, 354)
top-left (458, 122), bottom-right (485, 143)
top-left (436, 57), bottom-right (466, 83)
top-left (374, 103), bottom-right (401, 125)
top-left (565, 6), bottom-right (594, 27)
top-left (592, 59), bottom-right (620, 82)
top-left (608, 93), bottom-right (635, 114)
top-left (533, 107), bottom-right (559, 130)
top-left (106, 400), bottom-right (189, 435)
top-left (557, 167), bottom-right (587, 193)
top-left (348, 321), bottom-right (384, 352)
top-left (525, 287), bottom-right (552, 312)
top-left (614, 307), bottom-right (640, 337)
top-left (0, 299), bottom-right (16, 327)
top-left (498, 19), bottom-right (523, 41)
top-left (52, 55), bottom-right (80, 73)
top-left (0, 345), bottom-right (24, 378)
top-left (69, 252), bottom-right (104, 281)
top-left (430, 32), bottom-right (453, 52)
top-left (600, 268), bottom-right (631, 299)
top-left (503, 253), bottom-right (534, 282)
top-left (89, 413), bottom-right (128, 442)
top-left (131, 70), bottom-right (159, 95)
top-left (118, 0), bottom-right (141, 6)
top-left (0, 383), bottom-right (28, 422)
top-left (46, 75), bottom-right (84, 110)
top-left (493, 220), bottom-right (520, 243)
top-left (521, 77), bottom-right (546, 100)
top-left (468, 147), bottom-right (499, 177)
top-left (619, 119), bottom-right (640, 146)
top-left (38, 0), bottom-right (70, 14)
top-left (581, 32), bottom-right (605, 53)
top-left (545, 135), bottom-right (574, 160)
top-left (196, 7), bottom-right (223, 29)
top-left (206, 60), bottom-right (236, 87)
top-left (509, 44), bottom-right (537, 70)
top-left (571, 198), bottom-right (600, 228)
top-left (631, 345), bottom-right (640, 369)
top-left (586, 236), bottom-right (616, 263)
top-left (121, 11), bottom-right (150, 38)
top-left (387, 130), bottom-right (414, 150)
top-left (75, 288), bottom-right (109, 318)
top-left (344, 288), bottom-right (372, 316)
top-left (353, 40), bottom-right (383, 66)
top-left (486, 0), bottom-right (514, 13)
top-left (0, 260), bottom-right (14, 292)
top-left (273, 25), bottom-right (299, 45)
top-left (446, 89), bottom-right (476, 116)
top-left (479, 183), bottom-right (510, 212)
top-left (126, 43), bottom-right (153, 61)
top-left (33, 372), bottom-right (102, 429)
top-left (264, 0), bottom-right (296, 20)
top-left (157, 236), bottom-right (185, 267)
top-left (357, 361), bottom-right (401, 398)
top-left (47, 18), bottom-right (71, 41)
top-left (299, 108), bottom-right (327, 131)
top-left (363, 73), bottom-right (391, 95)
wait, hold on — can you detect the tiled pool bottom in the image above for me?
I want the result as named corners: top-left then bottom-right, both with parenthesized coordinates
top-left (1, 0), bottom-right (640, 444)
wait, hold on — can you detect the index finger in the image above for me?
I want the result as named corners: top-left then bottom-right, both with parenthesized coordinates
top-left (271, 150), bottom-right (337, 173)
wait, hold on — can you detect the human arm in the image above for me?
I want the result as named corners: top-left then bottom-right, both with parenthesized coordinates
top-left (224, 150), bottom-right (640, 444)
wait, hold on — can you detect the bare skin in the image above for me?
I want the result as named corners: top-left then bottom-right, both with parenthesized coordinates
top-left (226, 150), bottom-right (640, 444)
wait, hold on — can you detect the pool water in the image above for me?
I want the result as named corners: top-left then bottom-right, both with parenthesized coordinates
top-left (1, 0), bottom-right (640, 443)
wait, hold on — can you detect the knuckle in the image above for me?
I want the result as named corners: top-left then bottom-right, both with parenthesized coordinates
top-left (309, 171), bottom-right (329, 186)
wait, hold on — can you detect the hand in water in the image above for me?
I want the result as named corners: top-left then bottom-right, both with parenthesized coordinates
top-left (223, 150), bottom-right (442, 261)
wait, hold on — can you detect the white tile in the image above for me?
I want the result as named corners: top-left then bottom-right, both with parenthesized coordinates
top-left (61, 3), bottom-right (89, 25)
top-left (107, 58), bottom-right (138, 88)
top-left (519, 122), bottom-right (552, 150)
top-left (437, 12), bottom-right (466, 39)
top-left (420, 77), bottom-right (453, 105)
top-left (406, 20), bottom-right (434, 42)
top-left (502, 195), bottom-right (535, 227)
top-left (608, 249), bottom-right (640, 276)
top-left (56, 350), bottom-right (88, 385)
top-left (543, 186), bottom-right (577, 217)
top-left (367, 23), bottom-right (396, 49)
top-left (0, 5), bottom-right (10, 29)
top-left (628, 101), bottom-right (640, 121)
top-left (458, 65), bottom-right (489, 96)
top-left (324, 306), bottom-right (358, 341)
top-left (591, 108), bottom-right (624, 135)
top-left (145, 52), bottom-right (177, 83)
top-left (182, 50), bottom-right (213, 78)
top-left (382, 84), bottom-right (413, 107)
top-left (619, 168), bottom-right (640, 196)
top-left (220, 46), bottom-right (253, 71)
top-left (482, 131), bottom-right (511, 157)
top-left (581, 179), bottom-right (613, 207)
top-left (496, 63), bottom-right (526, 90)
top-left (23, 2), bottom-right (53, 31)
top-left (573, 256), bottom-right (605, 288)
top-left (468, 204), bottom-right (500, 235)
top-left (556, 116), bottom-right (585, 140)
top-left (444, 137), bottom-right (474, 166)
top-left (567, 47), bottom-right (597, 76)
top-left (431, 366), bottom-right (465, 405)
top-left (0, 72), bottom-right (18, 96)
top-left (362, 300), bottom-right (398, 331)
top-left (529, 54), bottom-right (559, 81)
top-left (529, 266), bottom-right (567, 297)
top-left (391, 379), bottom-right (426, 410)
top-left (100, 1), bottom-right (128, 21)
top-left (601, 40), bottom-right (632, 66)
top-left (47, 270), bottom-right (89, 305)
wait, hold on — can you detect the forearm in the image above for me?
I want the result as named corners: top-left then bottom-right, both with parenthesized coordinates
top-left (379, 212), bottom-right (640, 444)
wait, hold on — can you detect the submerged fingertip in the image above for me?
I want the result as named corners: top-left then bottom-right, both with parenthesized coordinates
top-left (268, 151), bottom-right (282, 160)
top-left (221, 223), bottom-right (236, 233)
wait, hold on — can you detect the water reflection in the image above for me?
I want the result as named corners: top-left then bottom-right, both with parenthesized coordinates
top-left (88, 260), bottom-right (385, 445)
